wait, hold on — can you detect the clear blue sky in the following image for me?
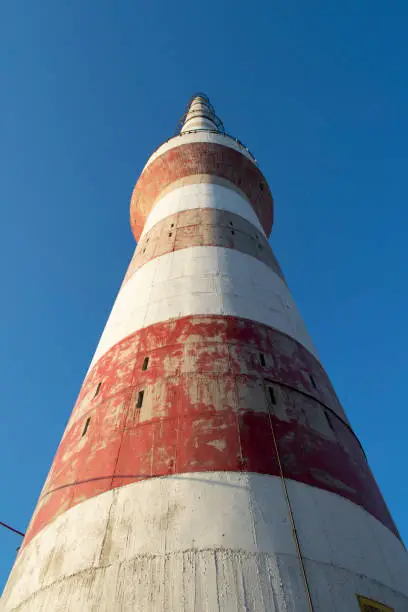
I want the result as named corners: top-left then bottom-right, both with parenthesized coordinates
top-left (1, 0), bottom-right (407, 588)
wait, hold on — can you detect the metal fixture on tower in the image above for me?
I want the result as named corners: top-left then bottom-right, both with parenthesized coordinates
top-left (2, 94), bottom-right (408, 611)
top-left (176, 93), bottom-right (225, 134)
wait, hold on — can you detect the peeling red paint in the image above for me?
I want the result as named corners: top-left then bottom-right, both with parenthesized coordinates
top-left (21, 316), bottom-right (398, 549)
top-left (130, 143), bottom-right (274, 241)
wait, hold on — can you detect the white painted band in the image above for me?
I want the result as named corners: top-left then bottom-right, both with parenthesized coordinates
top-left (3, 474), bottom-right (407, 611)
top-left (90, 247), bottom-right (318, 368)
top-left (181, 118), bottom-right (218, 132)
top-left (140, 182), bottom-right (266, 239)
top-left (143, 131), bottom-right (257, 171)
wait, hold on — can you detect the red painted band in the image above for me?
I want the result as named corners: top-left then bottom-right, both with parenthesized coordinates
top-left (123, 207), bottom-right (284, 287)
top-left (23, 316), bottom-right (398, 549)
top-left (130, 143), bottom-right (274, 241)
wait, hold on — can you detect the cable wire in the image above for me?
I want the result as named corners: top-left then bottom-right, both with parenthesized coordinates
top-left (267, 405), bottom-right (315, 611)
top-left (0, 521), bottom-right (25, 537)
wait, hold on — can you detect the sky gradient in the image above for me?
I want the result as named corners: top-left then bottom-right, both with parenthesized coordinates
top-left (1, 0), bottom-right (408, 589)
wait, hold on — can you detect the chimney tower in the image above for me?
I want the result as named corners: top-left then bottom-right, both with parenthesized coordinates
top-left (2, 94), bottom-right (408, 612)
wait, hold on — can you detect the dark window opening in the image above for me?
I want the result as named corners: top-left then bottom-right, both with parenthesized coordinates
top-left (142, 248), bottom-right (146, 254)
top-left (260, 182), bottom-right (264, 191)
top-left (324, 411), bottom-right (335, 433)
top-left (168, 232), bottom-right (172, 237)
top-left (229, 221), bottom-right (233, 226)
top-left (309, 374), bottom-right (317, 389)
top-left (231, 230), bottom-right (235, 235)
top-left (259, 353), bottom-right (266, 367)
top-left (268, 387), bottom-right (276, 405)
top-left (136, 390), bottom-right (144, 408)
top-left (170, 223), bottom-right (174, 228)
top-left (142, 357), bottom-right (149, 371)
top-left (94, 382), bottom-right (102, 398)
top-left (82, 417), bottom-right (91, 437)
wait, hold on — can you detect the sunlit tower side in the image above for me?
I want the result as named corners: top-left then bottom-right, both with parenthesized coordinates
top-left (2, 94), bottom-right (408, 612)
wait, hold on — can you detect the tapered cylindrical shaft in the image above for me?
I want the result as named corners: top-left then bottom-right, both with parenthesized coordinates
top-left (2, 94), bottom-right (407, 612)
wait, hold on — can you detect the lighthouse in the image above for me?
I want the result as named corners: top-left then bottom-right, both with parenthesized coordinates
top-left (2, 94), bottom-right (408, 611)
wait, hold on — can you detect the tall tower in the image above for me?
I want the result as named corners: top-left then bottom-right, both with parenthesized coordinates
top-left (2, 95), bottom-right (408, 612)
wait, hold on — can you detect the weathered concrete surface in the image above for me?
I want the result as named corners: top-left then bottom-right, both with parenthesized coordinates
top-left (90, 247), bottom-right (318, 367)
top-left (140, 179), bottom-right (266, 238)
top-left (130, 141), bottom-right (273, 240)
top-left (17, 316), bottom-right (395, 549)
top-left (2, 94), bottom-right (407, 612)
top-left (124, 206), bottom-right (284, 285)
top-left (2, 475), bottom-right (407, 611)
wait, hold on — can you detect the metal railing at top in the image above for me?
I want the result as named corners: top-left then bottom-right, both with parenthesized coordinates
top-left (175, 93), bottom-right (225, 135)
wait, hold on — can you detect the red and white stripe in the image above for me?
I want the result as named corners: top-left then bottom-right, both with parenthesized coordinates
top-left (2, 96), bottom-right (407, 611)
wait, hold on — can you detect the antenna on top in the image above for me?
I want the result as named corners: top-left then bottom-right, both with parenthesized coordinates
top-left (175, 93), bottom-right (225, 135)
